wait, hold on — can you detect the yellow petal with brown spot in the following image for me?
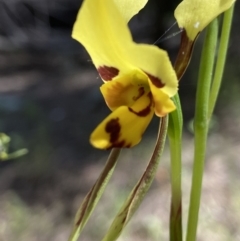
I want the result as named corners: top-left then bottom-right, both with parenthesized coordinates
top-left (72, 0), bottom-right (178, 97)
top-left (90, 93), bottom-right (154, 149)
top-left (148, 78), bottom-right (176, 117)
top-left (100, 70), bottom-right (149, 111)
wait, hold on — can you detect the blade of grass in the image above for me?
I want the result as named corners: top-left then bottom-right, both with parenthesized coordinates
top-left (186, 18), bottom-right (218, 241)
top-left (208, 5), bottom-right (235, 120)
top-left (167, 27), bottom-right (196, 241)
top-left (101, 116), bottom-right (169, 241)
top-left (68, 148), bottom-right (121, 241)
top-left (168, 93), bottom-right (183, 241)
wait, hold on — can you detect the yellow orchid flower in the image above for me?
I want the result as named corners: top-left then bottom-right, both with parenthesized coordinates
top-left (72, 0), bottom-right (178, 149)
top-left (174, 0), bottom-right (236, 41)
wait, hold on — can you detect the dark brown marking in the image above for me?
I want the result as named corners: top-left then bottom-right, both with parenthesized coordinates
top-left (128, 106), bottom-right (151, 117)
top-left (98, 65), bottom-right (119, 81)
top-left (105, 118), bottom-right (121, 143)
top-left (108, 141), bottom-right (133, 149)
top-left (177, 201), bottom-right (182, 219)
top-left (128, 94), bottom-right (153, 117)
top-left (145, 72), bottom-right (165, 88)
top-left (170, 201), bottom-right (182, 220)
top-left (75, 192), bottom-right (92, 226)
top-left (133, 87), bottom-right (145, 101)
top-left (121, 216), bottom-right (127, 225)
top-left (110, 140), bottom-right (125, 149)
top-left (174, 30), bottom-right (196, 81)
top-left (107, 141), bottom-right (123, 150)
top-left (105, 119), bottom-right (133, 149)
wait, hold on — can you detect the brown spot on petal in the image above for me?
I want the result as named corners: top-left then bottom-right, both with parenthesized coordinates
top-left (145, 72), bottom-right (165, 88)
top-left (105, 119), bottom-right (132, 149)
top-left (98, 66), bottom-right (119, 81)
top-left (105, 118), bottom-right (121, 143)
top-left (128, 94), bottom-right (153, 117)
top-left (107, 141), bottom-right (132, 149)
top-left (108, 141), bottom-right (125, 149)
top-left (128, 106), bottom-right (151, 117)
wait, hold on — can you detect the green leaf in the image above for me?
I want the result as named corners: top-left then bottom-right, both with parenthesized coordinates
top-left (0, 133), bottom-right (28, 161)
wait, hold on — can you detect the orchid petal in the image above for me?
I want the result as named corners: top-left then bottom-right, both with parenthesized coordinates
top-left (100, 70), bottom-right (149, 110)
top-left (113, 0), bottom-right (148, 23)
top-left (72, 0), bottom-right (178, 97)
top-left (148, 78), bottom-right (176, 117)
top-left (174, 0), bottom-right (236, 40)
top-left (90, 93), bottom-right (154, 149)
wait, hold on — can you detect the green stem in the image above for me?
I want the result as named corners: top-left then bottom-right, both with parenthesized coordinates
top-left (208, 5), bottom-right (235, 120)
top-left (168, 94), bottom-right (183, 241)
top-left (186, 18), bottom-right (218, 241)
top-left (68, 148), bottom-right (121, 241)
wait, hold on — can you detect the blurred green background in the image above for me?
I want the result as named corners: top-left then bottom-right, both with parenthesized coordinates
top-left (0, 0), bottom-right (240, 240)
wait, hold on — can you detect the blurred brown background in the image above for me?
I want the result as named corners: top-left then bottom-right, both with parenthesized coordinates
top-left (0, 0), bottom-right (240, 240)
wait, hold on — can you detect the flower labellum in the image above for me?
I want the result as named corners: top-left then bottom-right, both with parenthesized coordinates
top-left (174, 0), bottom-right (236, 41)
top-left (72, 0), bottom-right (178, 149)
